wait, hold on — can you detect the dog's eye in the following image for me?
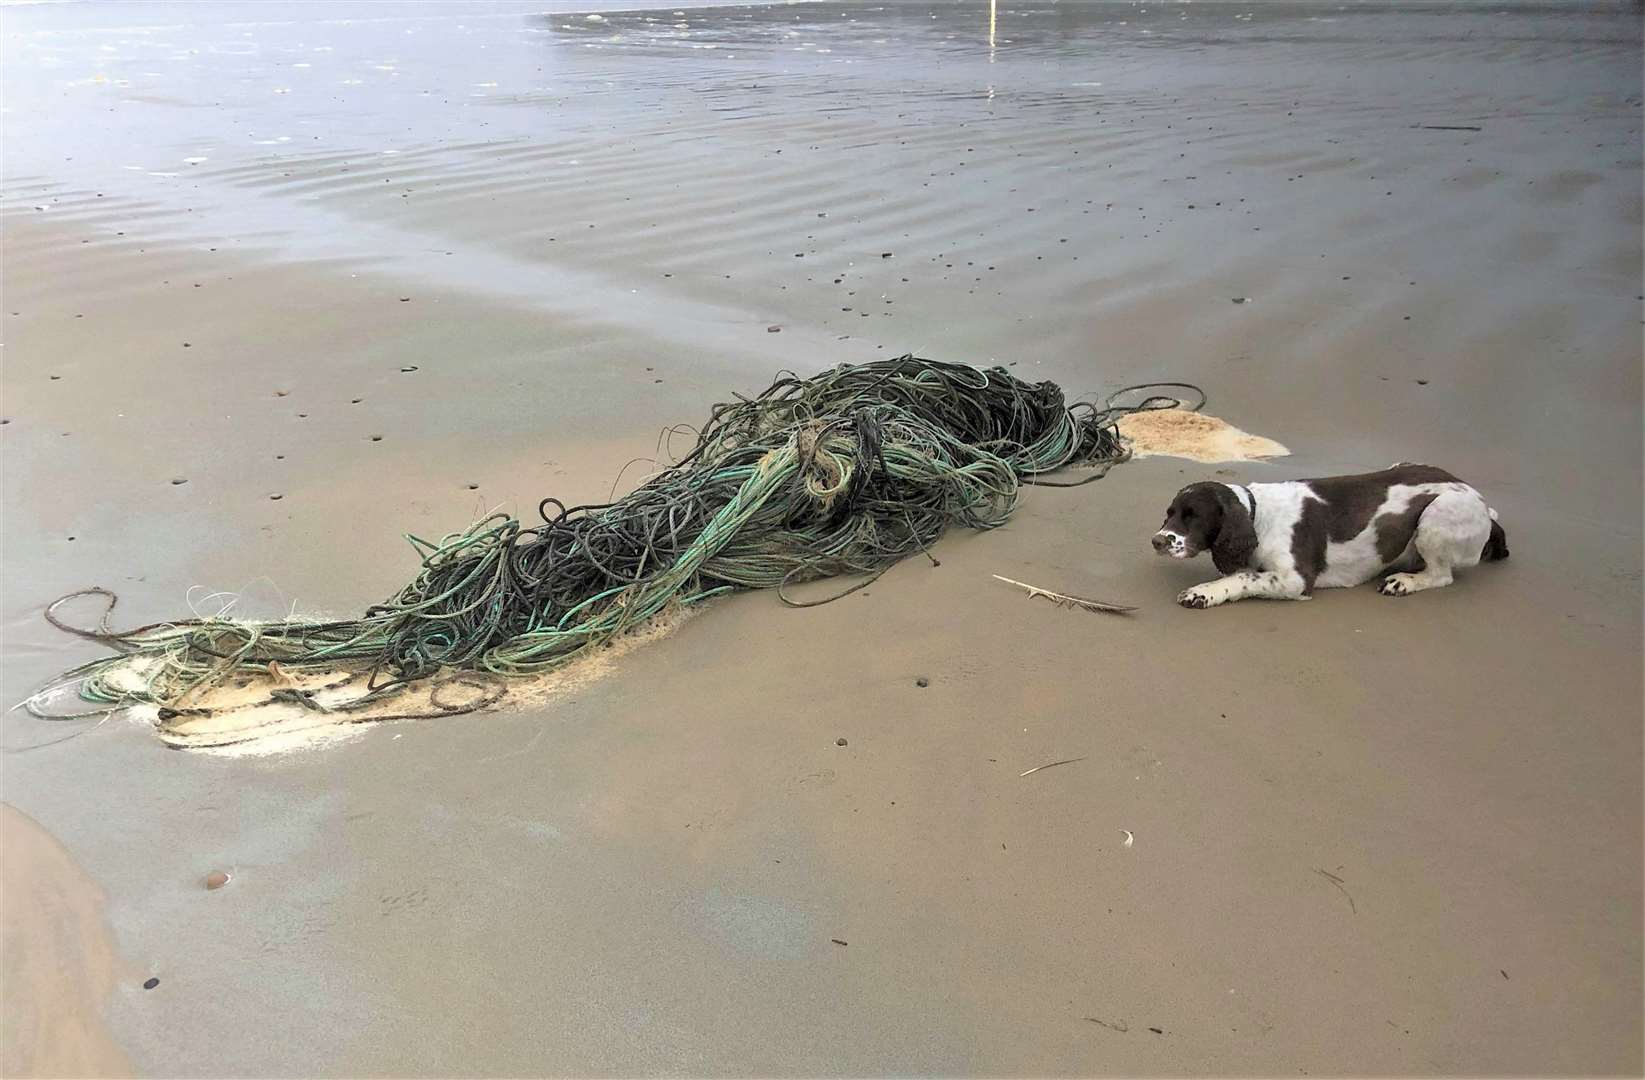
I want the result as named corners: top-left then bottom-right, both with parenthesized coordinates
top-left (1181, 508), bottom-right (1194, 520)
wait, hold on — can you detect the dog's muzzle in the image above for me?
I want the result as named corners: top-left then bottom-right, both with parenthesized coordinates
top-left (1152, 530), bottom-right (1190, 558)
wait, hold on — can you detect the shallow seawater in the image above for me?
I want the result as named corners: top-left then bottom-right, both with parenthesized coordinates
top-left (8, 0), bottom-right (1638, 338)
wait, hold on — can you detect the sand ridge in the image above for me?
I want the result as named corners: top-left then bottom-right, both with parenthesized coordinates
top-left (0, 806), bottom-right (134, 1079)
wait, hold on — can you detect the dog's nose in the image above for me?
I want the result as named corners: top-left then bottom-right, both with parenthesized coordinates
top-left (1152, 532), bottom-right (1172, 553)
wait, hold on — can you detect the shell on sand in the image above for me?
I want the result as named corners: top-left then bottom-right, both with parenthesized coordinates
top-left (1115, 408), bottom-right (1288, 464)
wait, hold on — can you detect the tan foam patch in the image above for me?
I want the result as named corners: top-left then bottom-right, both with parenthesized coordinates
top-left (1116, 408), bottom-right (1289, 463)
top-left (121, 606), bottom-right (700, 757)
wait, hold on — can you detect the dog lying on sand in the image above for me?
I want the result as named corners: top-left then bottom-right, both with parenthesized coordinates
top-left (1152, 464), bottom-right (1508, 608)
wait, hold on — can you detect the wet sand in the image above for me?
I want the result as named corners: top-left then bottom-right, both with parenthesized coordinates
top-left (1, 805), bottom-right (133, 1079)
top-left (2, 1), bottom-right (1641, 1075)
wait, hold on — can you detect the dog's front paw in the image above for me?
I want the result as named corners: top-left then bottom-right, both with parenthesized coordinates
top-left (1177, 586), bottom-right (1217, 609)
top-left (1378, 573), bottom-right (1416, 597)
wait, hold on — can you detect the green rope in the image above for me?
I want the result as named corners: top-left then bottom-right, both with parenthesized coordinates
top-left (32, 356), bottom-right (1198, 728)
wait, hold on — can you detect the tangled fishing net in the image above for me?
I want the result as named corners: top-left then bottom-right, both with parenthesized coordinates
top-left (29, 356), bottom-right (1198, 747)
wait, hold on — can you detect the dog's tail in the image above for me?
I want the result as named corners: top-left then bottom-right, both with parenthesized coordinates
top-left (1482, 511), bottom-right (1509, 561)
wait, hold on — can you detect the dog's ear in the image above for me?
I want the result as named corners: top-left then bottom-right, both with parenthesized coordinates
top-left (1210, 487), bottom-right (1257, 574)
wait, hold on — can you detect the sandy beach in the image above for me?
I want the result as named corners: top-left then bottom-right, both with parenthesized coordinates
top-left (3, 0), bottom-right (1641, 1075)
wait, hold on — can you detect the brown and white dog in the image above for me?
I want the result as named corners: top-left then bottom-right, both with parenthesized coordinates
top-left (1152, 464), bottom-right (1508, 608)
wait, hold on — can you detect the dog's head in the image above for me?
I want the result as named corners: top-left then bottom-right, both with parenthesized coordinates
top-left (1152, 482), bottom-right (1257, 573)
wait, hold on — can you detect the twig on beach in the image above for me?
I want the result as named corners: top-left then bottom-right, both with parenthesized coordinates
top-left (1019, 757), bottom-right (1087, 777)
top-left (1084, 1017), bottom-right (1129, 1033)
top-left (1314, 868), bottom-right (1357, 914)
top-left (992, 575), bottom-right (1135, 614)
top-left (1417, 124), bottom-right (1483, 132)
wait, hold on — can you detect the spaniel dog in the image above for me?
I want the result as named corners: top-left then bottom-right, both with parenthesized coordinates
top-left (1153, 464), bottom-right (1508, 608)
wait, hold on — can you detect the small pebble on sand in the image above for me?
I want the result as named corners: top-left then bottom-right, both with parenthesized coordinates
top-left (205, 871), bottom-right (230, 890)
top-left (836, 737), bottom-right (848, 746)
